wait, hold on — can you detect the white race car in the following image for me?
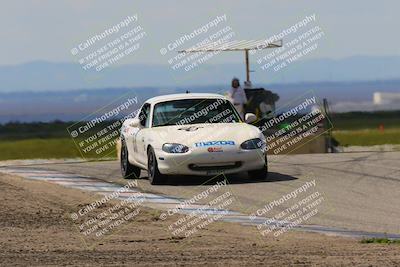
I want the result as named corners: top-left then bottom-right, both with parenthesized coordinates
top-left (120, 93), bottom-right (268, 184)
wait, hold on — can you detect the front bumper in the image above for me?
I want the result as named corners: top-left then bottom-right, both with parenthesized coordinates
top-left (155, 147), bottom-right (266, 176)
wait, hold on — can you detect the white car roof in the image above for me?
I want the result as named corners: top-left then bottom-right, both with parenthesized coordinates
top-left (146, 93), bottom-right (227, 105)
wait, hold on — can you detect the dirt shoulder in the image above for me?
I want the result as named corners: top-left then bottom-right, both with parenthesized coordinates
top-left (0, 173), bottom-right (399, 266)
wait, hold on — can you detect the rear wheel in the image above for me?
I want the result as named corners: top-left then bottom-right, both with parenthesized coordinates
top-left (147, 147), bottom-right (165, 185)
top-left (120, 140), bottom-right (141, 179)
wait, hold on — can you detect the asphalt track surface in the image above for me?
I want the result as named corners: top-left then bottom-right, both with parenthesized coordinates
top-left (2, 151), bottom-right (400, 238)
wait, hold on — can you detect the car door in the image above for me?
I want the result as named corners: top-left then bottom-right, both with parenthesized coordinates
top-left (134, 103), bottom-right (151, 165)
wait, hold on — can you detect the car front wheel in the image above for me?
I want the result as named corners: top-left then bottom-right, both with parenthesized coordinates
top-left (120, 140), bottom-right (141, 179)
top-left (147, 147), bottom-right (165, 185)
top-left (248, 156), bottom-right (268, 180)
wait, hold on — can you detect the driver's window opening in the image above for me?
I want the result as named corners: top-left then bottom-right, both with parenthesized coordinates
top-left (139, 104), bottom-right (151, 128)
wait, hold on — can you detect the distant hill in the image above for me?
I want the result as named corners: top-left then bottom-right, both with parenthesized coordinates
top-left (1, 56), bottom-right (400, 92)
top-left (1, 56), bottom-right (400, 122)
top-left (0, 80), bottom-right (399, 123)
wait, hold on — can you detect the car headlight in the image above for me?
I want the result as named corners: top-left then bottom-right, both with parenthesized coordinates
top-left (240, 138), bottom-right (264, 150)
top-left (162, 143), bottom-right (189, 153)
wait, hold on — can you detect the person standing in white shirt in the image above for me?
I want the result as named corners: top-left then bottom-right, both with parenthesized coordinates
top-left (228, 77), bottom-right (248, 120)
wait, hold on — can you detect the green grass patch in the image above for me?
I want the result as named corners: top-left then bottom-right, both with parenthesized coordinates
top-left (330, 111), bottom-right (400, 130)
top-left (0, 138), bottom-right (117, 160)
top-left (361, 238), bottom-right (400, 244)
top-left (332, 128), bottom-right (400, 146)
top-left (0, 138), bottom-right (81, 160)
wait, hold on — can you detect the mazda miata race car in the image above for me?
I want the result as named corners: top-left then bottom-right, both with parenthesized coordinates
top-left (120, 93), bottom-right (268, 184)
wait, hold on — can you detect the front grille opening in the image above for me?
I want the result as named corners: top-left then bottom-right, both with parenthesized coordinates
top-left (188, 161), bottom-right (242, 171)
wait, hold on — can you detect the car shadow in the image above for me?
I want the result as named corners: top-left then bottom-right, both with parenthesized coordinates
top-left (158, 171), bottom-right (298, 186)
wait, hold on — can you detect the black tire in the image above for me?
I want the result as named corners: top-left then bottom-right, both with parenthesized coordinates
top-left (248, 156), bottom-right (268, 180)
top-left (147, 147), bottom-right (165, 185)
top-left (248, 165), bottom-right (268, 180)
top-left (120, 140), bottom-right (141, 179)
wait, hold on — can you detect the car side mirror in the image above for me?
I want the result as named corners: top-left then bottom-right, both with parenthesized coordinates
top-left (127, 118), bottom-right (141, 127)
top-left (245, 113), bottom-right (257, 124)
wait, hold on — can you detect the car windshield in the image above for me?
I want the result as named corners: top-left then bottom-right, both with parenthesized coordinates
top-left (152, 98), bottom-right (241, 127)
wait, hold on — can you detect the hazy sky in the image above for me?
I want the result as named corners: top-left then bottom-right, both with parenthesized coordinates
top-left (1, 0), bottom-right (399, 65)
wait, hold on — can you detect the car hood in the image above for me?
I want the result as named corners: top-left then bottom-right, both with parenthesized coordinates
top-left (149, 123), bottom-right (262, 147)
